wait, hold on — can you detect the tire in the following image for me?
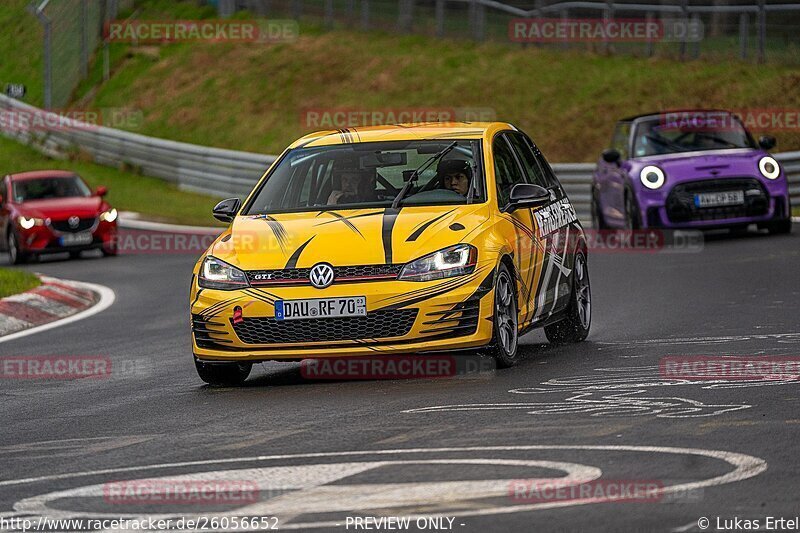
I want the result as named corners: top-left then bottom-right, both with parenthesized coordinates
top-left (544, 251), bottom-right (591, 344)
top-left (766, 217), bottom-right (791, 235)
top-left (7, 231), bottom-right (28, 265)
top-left (69, 251), bottom-right (82, 260)
top-left (194, 358), bottom-right (252, 387)
top-left (487, 263), bottom-right (519, 369)
top-left (591, 188), bottom-right (608, 230)
top-left (102, 242), bottom-right (118, 257)
top-left (623, 191), bottom-right (641, 230)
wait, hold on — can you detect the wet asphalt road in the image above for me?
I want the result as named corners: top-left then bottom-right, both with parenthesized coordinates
top-left (0, 227), bottom-right (798, 532)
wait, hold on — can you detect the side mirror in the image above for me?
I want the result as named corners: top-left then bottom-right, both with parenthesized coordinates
top-left (601, 148), bottom-right (621, 164)
top-left (507, 183), bottom-right (550, 212)
top-left (95, 186), bottom-right (108, 197)
top-left (212, 198), bottom-right (241, 223)
top-left (758, 135), bottom-right (776, 150)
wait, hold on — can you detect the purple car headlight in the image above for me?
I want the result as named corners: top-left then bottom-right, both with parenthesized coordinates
top-left (758, 156), bottom-right (780, 180)
top-left (640, 165), bottom-right (666, 190)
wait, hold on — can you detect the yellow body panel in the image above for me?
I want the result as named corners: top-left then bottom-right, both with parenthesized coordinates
top-left (191, 122), bottom-right (584, 361)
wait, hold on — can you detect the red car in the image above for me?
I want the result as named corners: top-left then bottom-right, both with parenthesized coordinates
top-left (0, 171), bottom-right (118, 264)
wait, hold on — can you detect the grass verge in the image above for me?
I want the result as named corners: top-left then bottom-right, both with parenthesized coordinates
top-left (0, 135), bottom-right (226, 227)
top-left (0, 268), bottom-right (40, 299)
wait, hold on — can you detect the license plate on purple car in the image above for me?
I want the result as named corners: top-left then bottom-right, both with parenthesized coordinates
top-left (694, 191), bottom-right (745, 208)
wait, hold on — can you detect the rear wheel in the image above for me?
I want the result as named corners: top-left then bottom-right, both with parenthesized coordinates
top-left (591, 188), bottom-right (607, 229)
top-left (194, 358), bottom-right (252, 387)
top-left (544, 251), bottom-right (591, 344)
top-left (487, 264), bottom-right (519, 368)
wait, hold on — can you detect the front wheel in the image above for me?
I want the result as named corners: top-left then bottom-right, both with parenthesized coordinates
top-left (591, 188), bottom-right (608, 229)
top-left (544, 251), bottom-right (591, 344)
top-left (487, 264), bottom-right (519, 368)
top-left (195, 358), bottom-right (252, 387)
top-left (7, 231), bottom-right (28, 265)
top-left (766, 217), bottom-right (791, 235)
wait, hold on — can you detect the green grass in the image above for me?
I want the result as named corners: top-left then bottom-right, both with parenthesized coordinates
top-left (0, 267), bottom-right (40, 298)
top-left (0, 135), bottom-right (225, 226)
top-left (76, 17), bottom-right (800, 162)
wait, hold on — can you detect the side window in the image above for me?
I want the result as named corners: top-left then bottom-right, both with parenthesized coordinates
top-left (611, 122), bottom-right (631, 160)
top-left (493, 134), bottom-right (527, 208)
top-left (507, 133), bottom-right (550, 188)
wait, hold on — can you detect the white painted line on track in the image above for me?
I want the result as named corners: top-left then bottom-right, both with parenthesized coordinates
top-left (0, 281), bottom-right (115, 345)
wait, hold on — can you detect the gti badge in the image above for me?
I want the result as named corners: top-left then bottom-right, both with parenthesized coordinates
top-left (309, 263), bottom-right (334, 289)
top-left (68, 216), bottom-right (80, 229)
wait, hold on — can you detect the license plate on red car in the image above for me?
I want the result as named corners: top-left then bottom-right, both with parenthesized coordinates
top-left (694, 191), bottom-right (744, 208)
top-left (274, 296), bottom-right (367, 321)
top-left (59, 232), bottom-right (93, 246)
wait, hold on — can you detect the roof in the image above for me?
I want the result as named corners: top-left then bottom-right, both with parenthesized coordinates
top-left (289, 122), bottom-right (515, 148)
top-left (8, 170), bottom-right (78, 181)
top-left (618, 109), bottom-right (735, 123)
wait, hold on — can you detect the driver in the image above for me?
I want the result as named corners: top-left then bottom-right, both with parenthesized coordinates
top-left (437, 159), bottom-right (472, 196)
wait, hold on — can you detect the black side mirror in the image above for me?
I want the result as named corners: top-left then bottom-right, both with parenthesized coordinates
top-left (758, 135), bottom-right (776, 150)
top-left (507, 183), bottom-right (550, 212)
top-left (212, 198), bottom-right (241, 223)
top-left (601, 148), bottom-right (621, 164)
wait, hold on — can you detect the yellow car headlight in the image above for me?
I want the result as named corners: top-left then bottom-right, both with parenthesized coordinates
top-left (199, 256), bottom-right (249, 290)
top-left (399, 244), bottom-right (477, 282)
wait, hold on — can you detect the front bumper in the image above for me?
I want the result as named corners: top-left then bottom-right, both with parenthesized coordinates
top-left (637, 176), bottom-right (790, 229)
top-left (191, 261), bottom-right (497, 361)
top-left (17, 220), bottom-right (118, 254)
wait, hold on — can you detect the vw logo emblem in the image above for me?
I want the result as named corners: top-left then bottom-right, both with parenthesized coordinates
top-left (68, 216), bottom-right (80, 229)
top-left (309, 263), bottom-right (334, 289)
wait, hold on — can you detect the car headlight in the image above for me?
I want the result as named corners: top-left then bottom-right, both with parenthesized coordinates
top-left (399, 244), bottom-right (477, 282)
top-left (100, 208), bottom-right (118, 223)
top-left (640, 165), bottom-right (666, 190)
top-left (17, 216), bottom-right (44, 229)
top-left (758, 156), bottom-right (780, 180)
top-left (198, 256), bottom-right (249, 290)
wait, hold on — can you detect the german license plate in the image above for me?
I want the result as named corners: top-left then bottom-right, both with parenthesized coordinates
top-left (274, 296), bottom-right (367, 321)
top-left (60, 232), bottom-right (93, 246)
top-left (694, 190), bottom-right (744, 208)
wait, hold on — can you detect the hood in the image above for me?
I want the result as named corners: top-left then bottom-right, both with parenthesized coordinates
top-left (17, 196), bottom-right (105, 219)
top-left (209, 204), bottom-right (491, 270)
top-left (628, 148), bottom-right (771, 184)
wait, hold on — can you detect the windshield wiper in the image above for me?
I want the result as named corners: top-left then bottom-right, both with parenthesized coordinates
top-left (392, 141), bottom-right (457, 209)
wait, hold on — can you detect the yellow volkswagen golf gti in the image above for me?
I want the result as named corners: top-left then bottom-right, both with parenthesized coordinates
top-left (191, 123), bottom-right (591, 385)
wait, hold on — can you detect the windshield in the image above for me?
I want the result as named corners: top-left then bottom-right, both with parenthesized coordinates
top-left (632, 114), bottom-right (755, 157)
top-left (243, 140), bottom-right (484, 215)
top-left (12, 176), bottom-right (92, 202)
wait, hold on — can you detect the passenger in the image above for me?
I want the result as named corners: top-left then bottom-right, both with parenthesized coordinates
top-left (327, 162), bottom-right (377, 205)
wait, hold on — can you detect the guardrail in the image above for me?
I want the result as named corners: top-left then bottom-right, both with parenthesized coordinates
top-left (1, 94), bottom-right (798, 225)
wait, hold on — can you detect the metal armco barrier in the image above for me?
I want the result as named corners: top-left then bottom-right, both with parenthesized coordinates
top-left (1, 94), bottom-right (798, 225)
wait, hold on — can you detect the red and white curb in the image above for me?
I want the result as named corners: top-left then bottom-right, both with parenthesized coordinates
top-left (0, 276), bottom-right (115, 344)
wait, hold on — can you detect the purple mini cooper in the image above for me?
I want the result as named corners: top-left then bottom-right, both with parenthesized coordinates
top-left (591, 110), bottom-right (792, 234)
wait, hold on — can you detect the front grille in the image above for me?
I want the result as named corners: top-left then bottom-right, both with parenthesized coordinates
top-left (50, 217), bottom-right (96, 233)
top-left (666, 178), bottom-right (768, 223)
top-left (246, 264), bottom-right (404, 286)
top-left (232, 309), bottom-right (418, 344)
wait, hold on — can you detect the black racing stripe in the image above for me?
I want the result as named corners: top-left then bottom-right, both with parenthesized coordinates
top-left (405, 208), bottom-right (456, 242)
top-left (263, 215), bottom-right (289, 253)
top-left (244, 289), bottom-right (277, 306)
top-left (376, 273), bottom-right (467, 304)
top-left (319, 211), bottom-right (364, 238)
top-left (315, 210), bottom-right (384, 225)
top-left (284, 236), bottom-right (315, 269)
top-left (381, 208), bottom-right (400, 264)
top-left (202, 296), bottom-right (242, 319)
top-left (379, 273), bottom-right (480, 311)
